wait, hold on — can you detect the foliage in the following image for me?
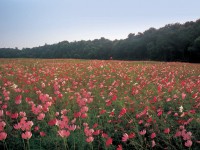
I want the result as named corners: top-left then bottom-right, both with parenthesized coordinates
top-left (1, 19), bottom-right (200, 62)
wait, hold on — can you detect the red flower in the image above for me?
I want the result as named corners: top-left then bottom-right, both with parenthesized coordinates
top-left (102, 133), bottom-right (108, 138)
top-left (40, 131), bottom-right (46, 137)
top-left (48, 119), bottom-right (57, 126)
top-left (182, 93), bottom-right (186, 100)
top-left (118, 108), bottom-right (127, 118)
top-left (11, 113), bottom-right (18, 119)
top-left (86, 136), bottom-right (94, 143)
top-left (58, 130), bottom-right (70, 138)
top-left (100, 109), bottom-right (106, 115)
top-left (151, 132), bottom-right (156, 139)
top-left (15, 95), bottom-right (22, 104)
top-left (81, 113), bottom-right (88, 118)
top-left (164, 128), bottom-right (170, 134)
top-left (93, 130), bottom-right (100, 135)
top-left (140, 129), bottom-right (146, 135)
top-left (22, 131), bottom-right (32, 140)
top-left (152, 140), bottom-right (156, 147)
top-left (185, 140), bottom-right (192, 147)
top-left (74, 112), bottom-right (81, 118)
top-left (117, 144), bottom-right (123, 150)
top-left (106, 137), bottom-right (112, 147)
top-left (0, 132), bottom-right (7, 141)
top-left (129, 132), bottom-right (135, 138)
top-left (37, 113), bottom-right (45, 120)
top-left (111, 95), bottom-right (117, 101)
top-left (122, 133), bottom-right (129, 142)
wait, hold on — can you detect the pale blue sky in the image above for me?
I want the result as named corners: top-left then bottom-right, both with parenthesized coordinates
top-left (0, 0), bottom-right (200, 49)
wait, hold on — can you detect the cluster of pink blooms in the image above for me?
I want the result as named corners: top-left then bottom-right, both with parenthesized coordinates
top-left (175, 125), bottom-right (193, 147)
top-left (0, 119), bottom-right (7, 141)
top-left (84, 123), bottom-right (94, 143)
top-left (13, 112), bottom-right (33, 140)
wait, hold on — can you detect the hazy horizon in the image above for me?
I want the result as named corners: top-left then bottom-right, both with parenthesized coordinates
top-left (1, 0), bottom-right (200, 49)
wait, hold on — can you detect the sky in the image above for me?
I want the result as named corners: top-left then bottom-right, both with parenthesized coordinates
top-left (0, 0), bottom-right (200, 49)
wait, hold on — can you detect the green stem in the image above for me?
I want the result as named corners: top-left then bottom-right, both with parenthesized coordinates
top-left (91, 143), bottom-right (93, 150)
top-left (63, 138), bottom-right (69, 150)
top-left (22, 139), bottom-right (26, 150)
top-left (40, 138), bottom-right (42, 150)
top-left (27, 140), bottom-right (30, 150)
top-left (73, 134), bottom-right (75, 150)
top-left (63, 138), bottom-right (67, 150)
top-left (3, 140), bottom-right (8, 150)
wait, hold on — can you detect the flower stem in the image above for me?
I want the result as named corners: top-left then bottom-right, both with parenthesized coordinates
top-left (22, 139), bottom-right (26, 150)
top-left (3, 140), bottom-right (8, 150)
top-left (63, 138), bottom-right (69, 150)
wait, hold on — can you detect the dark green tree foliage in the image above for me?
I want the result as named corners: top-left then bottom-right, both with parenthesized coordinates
top-left (0, 19), bottom-right (200, 62)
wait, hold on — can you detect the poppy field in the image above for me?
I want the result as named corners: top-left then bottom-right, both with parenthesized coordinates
top-left (0, 59), bottom-right (200, 150)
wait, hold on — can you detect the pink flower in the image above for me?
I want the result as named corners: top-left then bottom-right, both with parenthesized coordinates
top-left (58, 130), bottom-right (70, 138)
top-left (74, 112), bottom-right (81, 118)
top-left (14, 123), bottom-right (21, 130)
top-left (140, 129), bottom-right (146, 135)
top-left (138, 120), bottom-right (143, 124)
top-left (61, 109), bottom-right (68, 115)
top-left (179, 126), bottom-right (185, 130)
top-left (84, 127), bottom-right (94, 137)
top-left (129, 133), bottom-right (135, 138)
top-left (122, 133), bottom-right (129, 142)
top-left (37, 113), bottom-right (45, 120)
top-left (80, 106), bottom-right (89, 113)
top-left (164, 128), bottom-right (170, 134)
top-left (106, 137), bottom-right (112, 147)
top-left (99, 109), bottom-right (106, 115)
top-left (93, 130), bottom-right (100, 135)
top-left (22, 131), bottom-right (32, 140)
top-left (71, 118), bottom-right (76, 124)
top-left (55, 112), bottom-right (59, 116)
top-left (185, 140), bottom-right (192, 147)
top-left (174, 113), bottom-right (178, 116)
top-left (0, 110), bottom-right (3, 117)
top-left (40, 131), bottom-right (46, 137)
top-left (182, 93), bottom-right (186, 100)
top-left (182, 132), bottom-right (192, 140)
top-left (174, 131), bottom-right (181, 137)
top-left (93, 123), bottom-right (98, 128)
top-left (11, 113), bottom-right (18, 119)
top-left (0, 132), bottom-right (7, 141)
top-left (152, 140), bottom-right (156, 147)
top-left (48, 119), bottom-right (57, 126)
top-left (15, 95), bottom-right (22, 104)
top-left (0, 121), bottom-right (6, 131)
top-left (81, 113), bottom-right (88, 119)
top-left (34, 126), bottom-right (39, 132)
top-left (86, 136), bottom-right (94, 143)
top-left (151, 132), bottom-right (156, 139)
top-left (157, 111), bottom-right (163, 116)
top-left (19, 112), bottom-right (26, 117)
top-left (101, 133), bottom-right (108, 138)
top-left (22, 121), bottom-right (33, 131)
top-left (68, 124), bottom-right (76, 131)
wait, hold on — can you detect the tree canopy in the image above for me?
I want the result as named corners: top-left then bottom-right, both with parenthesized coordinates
top-left (1, 19), bottom-right (200, 62)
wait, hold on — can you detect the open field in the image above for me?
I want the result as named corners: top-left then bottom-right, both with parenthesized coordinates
top-left (0, 59), bottom-right (200, 150)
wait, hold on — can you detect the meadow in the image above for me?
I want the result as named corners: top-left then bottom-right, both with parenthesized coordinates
top-left (0, 59), bottom-right (200, 150)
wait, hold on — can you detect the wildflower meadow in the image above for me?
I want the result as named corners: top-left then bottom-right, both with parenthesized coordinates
top-left (0, 59), bottom-right (200, 150)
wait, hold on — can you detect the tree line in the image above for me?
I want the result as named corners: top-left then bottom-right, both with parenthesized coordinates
top-left (0, 19), bottom-right (200, 62)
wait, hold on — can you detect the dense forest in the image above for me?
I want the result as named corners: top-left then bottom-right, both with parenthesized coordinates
top-left (1, 19), bottom-right (200, 62)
